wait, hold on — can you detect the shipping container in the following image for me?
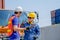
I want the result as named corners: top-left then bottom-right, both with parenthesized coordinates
top-left (51, 10), bottom-right (55, 18)
top-left (51, 9), bottom-right (60, 17)
top-left (55, 9), bottom-right (60, 16)
top-left (51, 9), bottom-right (60, 24)
top-left (51, 17), bottom-right (55, 24)
top-left (0, 10), bottom-right (14, 26)
top-left (51, 16), bottom-right (60, 24)
top-left (55, 16), bottom-right (60, 24)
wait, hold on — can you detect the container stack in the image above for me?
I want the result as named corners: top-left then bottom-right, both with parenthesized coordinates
top-left (51, 9), bottom-right (60, 24)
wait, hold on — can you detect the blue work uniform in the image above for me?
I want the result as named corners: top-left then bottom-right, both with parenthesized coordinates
top-left (22, 22), bottom-right (40, 40)
top-left (8, 15), bottom-right (20, 40)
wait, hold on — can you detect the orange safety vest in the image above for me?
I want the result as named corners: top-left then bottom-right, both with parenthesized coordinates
top-left (7, 16), bottom-right (15, 36)
top-left (6, 16), bottom-right (24, 37)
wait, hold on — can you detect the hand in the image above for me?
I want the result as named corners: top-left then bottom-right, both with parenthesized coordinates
top-left (26, 27), bottom-right (30, 30)
top-left (33, 36), bottom-right (38, 40)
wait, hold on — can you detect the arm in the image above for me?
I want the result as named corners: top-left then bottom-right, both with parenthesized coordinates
top-left (14, 25), bottom-right (26, 31)
top-left (12, 18), bottom-right (26, 31)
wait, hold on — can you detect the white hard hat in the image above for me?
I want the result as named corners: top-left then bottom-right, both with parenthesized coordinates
top-left (15, 6), bottom-right (23, 12)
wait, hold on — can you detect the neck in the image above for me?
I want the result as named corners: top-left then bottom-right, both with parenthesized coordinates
top-left (28, 21), bottom-right (33, 24)
top-left (15, 14), bottom-right (18, 17)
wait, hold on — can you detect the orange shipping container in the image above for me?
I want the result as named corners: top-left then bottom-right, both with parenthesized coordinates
top-left (0, 0), bottom-right (5, 9)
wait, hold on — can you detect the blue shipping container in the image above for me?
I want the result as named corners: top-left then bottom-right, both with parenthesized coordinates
top-left (51, 17), bottom-right (55, 24)
top-left (0, 10), bottom-right (14, 26)
top-left (51, 10), bottom-right (55, 18)
top-left (51, 9), bottom-right (60, 24)
top-left (51, 16), bottom-right (60, 24)
top-left (55, 9), bottom-right (60, 17)
top-left (55, 16), bottom-right (60, 24)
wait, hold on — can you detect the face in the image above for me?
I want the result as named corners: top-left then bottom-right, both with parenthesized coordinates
top-left (15, 11), bottom-right (22, 17)
top-left (28, 17), bottom-right (35, 22)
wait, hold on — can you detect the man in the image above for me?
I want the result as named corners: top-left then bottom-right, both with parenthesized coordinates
top-left (21, 12), bottom-right (40, 40)
top-left (7, 6), bottom-right (25, 40)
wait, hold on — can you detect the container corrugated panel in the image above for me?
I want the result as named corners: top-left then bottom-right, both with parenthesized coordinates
top-left (55, 16), bottom-right (60, 24)
top-left (0, 0), bottom-right (2, 8)
top-left (51, 10), bottom-right (56, 24)
top-left (0, 0), bottom-right (5, 9)
top-left (51, 9), bottom-right (60, 24)
top-left (55, 9), bottom-right (60, 16)
top-left (51, 10), bottom-right (55, 18)
top-left (0, 10), bottom-right (14, 26)
top-left (51, 9), bottom-right (60, 17)
top-left (51, 17), bottom-right (55, 24)
top-left (51, 16), bottom-right (60, 24)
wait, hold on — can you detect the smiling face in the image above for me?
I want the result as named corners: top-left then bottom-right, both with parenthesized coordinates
top-left (28, 17), bottom-right (35, 23)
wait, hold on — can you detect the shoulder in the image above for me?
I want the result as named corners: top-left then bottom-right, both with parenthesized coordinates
top-left (33, 23), bottom-right (39, 28)
top-left (22, 22), bottom-right (28, 24)
top-left (21, 22), bottom-right (28, 26)
top-left (20, 22), bottom-right (26, 28)
top-left (11, 16), bottom-right (18, 21)
top-left (9, 16), bottom-right (15, 21)
top-left (9, 16), bottom-right (15, 19)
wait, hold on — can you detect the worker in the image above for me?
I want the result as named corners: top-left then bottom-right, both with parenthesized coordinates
top-left (21, 12), bottom-right (40, 40)
top-left (7, 6), bottom-right (25, 40)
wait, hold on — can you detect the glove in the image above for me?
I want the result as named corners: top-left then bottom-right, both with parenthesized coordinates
top-left (33, 36), bottom-right (38, 40)
top-left (26, 27), bottom-right (30, 30)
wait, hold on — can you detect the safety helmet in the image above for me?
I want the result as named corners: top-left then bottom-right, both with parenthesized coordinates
top-left (27, 12), bottom-right (36, 18)
top-left (14, 6), bottom-right (23, 12)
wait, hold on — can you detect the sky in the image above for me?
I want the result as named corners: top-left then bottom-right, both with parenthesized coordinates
top-left (5, 0), bottom-right (60, 27)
